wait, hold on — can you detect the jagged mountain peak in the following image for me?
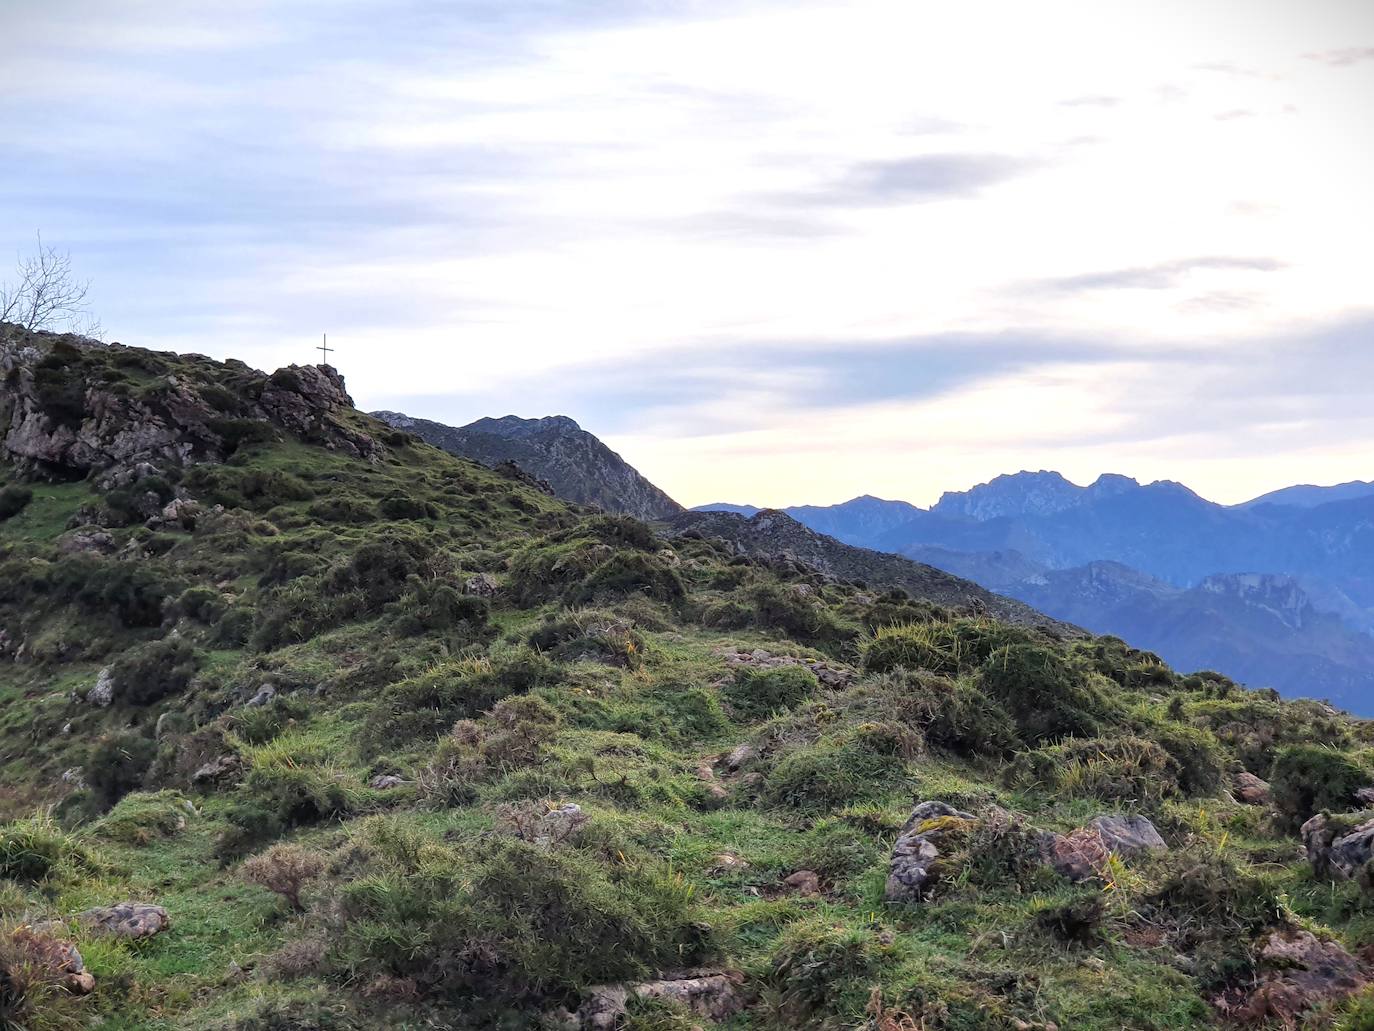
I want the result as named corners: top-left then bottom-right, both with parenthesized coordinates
top-left (371, 409), bottom-right (681, 522)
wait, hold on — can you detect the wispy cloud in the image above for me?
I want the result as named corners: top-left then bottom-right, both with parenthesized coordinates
top-left (1032, 257), bottom-right (1286, 294)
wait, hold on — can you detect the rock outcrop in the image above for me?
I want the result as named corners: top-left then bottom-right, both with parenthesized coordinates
top-left (78, 901), bottom-right (170, 940)
top-left (885, 800), bottom-right (975, 902)
top-left (1, 324), bottom-right (379, 485)
top-left (1301, 813), bottom-right (1374, 880)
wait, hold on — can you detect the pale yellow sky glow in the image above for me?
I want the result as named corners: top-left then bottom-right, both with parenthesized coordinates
top-left (3, 0), bottom-right (1373, 508)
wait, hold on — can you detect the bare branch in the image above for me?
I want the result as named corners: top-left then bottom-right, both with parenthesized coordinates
top-left (1, 233), bottom-right (97, 333)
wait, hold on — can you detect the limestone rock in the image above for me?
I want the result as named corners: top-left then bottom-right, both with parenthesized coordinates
top-left (1089, 814), bottom-right (1166, 856)
top-left (1043, 827), bottom-right (1111, 883)
top-left (78, 902), bottom-right (170, 939)
top-left (783, 869), bottom-right (821, 895)
top-left (885, 801), bottom-right (974, 903)
top-left (245, 683), bottom-right (276, 707)
top-left (724, 742), bottom-right (759, 772)
top-left (1236, 771), bottom-right (1272, 805)
top-left (464, 573), bottom-right (500, 597)
top-left (369, 774), bottom-right (405, 790)
top-left (87, 667), bottom-right (114, 707)
top-left (577, 971), bottom-right (743, 1029)
top-left (1302, 813), bottom-right (1374, 880)
top-left (1223, 929), bottom-right (1367, 1025)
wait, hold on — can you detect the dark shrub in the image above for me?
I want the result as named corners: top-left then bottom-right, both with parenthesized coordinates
top-left (722, 665), bottom-right (817, 720)
top-left (527, 609), bottom-right (643, 667)
top-left (47, 555), bottom-right (182, 628)
top-left (765, 919), bottom-right (887, 1025)
top-left (1007, 735), bottom-right (1180, 802)
top-left (389, 582), bottom-right (488, 636)
top-left (1145, 720), bottom-right (1225, 796)
top-left (765, 733), bottom-right (908, 811)
top-left (379, 494), bottom-right (434, 520)
top-left (87, 732), bottom-right (158, 806)
top-left (306, 495), bottom-right (378, 524)
top-left (206, 418), bottom-right (277, 454)
top-left (980, 644), bottom-right (1115, 744)
top-left (170, 585), bottom-right (228, 624)
top-left (110, 636), bottom-right (203, 705)
top-left (1270, 745), bottom-right (1370, 829)
top-left (575, 551), bottom-right (684, 604)
top-left (0, 485), bottom-right (32, 521)
top-left (749, 583), bottom-right (850, 647)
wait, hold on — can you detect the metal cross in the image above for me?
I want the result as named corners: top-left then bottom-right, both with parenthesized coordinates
top-left (318, 333), bottom-right (333, 364)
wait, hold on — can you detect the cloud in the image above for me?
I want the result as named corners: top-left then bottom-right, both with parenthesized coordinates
top-left (812, 153), bottom-right (1038, 207)
top-left (1304, 47), bottom-right (1374, 66)
top-left (1059, 95), bottom-right (1122, 108)
top-left (1033, 256), bottom-right (1286, 294)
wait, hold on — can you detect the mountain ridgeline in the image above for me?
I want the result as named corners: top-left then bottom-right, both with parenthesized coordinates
top-left (10, 323), bottom-right (1374, 1028)
top-left (370, 410), bottom-right (683, 522)
top-left (700, 470), bottom-right (1374, 713)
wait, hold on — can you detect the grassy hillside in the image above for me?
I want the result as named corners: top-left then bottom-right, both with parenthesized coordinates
top-left (3, 331), bottom-right (1374, 1030)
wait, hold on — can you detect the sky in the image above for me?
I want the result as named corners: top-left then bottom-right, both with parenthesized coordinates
top-left (2, 0), bottom-right (1373, 509)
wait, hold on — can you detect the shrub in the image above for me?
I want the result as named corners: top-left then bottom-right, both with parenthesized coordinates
top-left (765, 919), bottom-right (887, 1025)
top-left (169, 585), bottom-right (228, 624)
top-left (1149, 851), bottom-right (1280, 931)
top-left (86, 732), bottom-right (158, 806)
top-left (765, 733), bottom-right (908, 811)
top-left (1270, 745), bottom-right (1370, 829)
top-left (860, 622), bottom-right (961, 675)
top-left (1007, 736), bottom-right (1180, 802)
top-left (527, 609), bottom-right (644, 667)
top-left (0, 814), bottom-right (94, 882)
top-left (722, 665), bottom-right (818, 720)
top-left (242, 843), bottom-right (327, 911)
top-left (0, 485), bottom-right (32, 522)
top-left (90, 790), bottom-right (191, 845)
top-left (110, 636), bottom-right (203, 706)
top-left (364, 652), bottom-right (556, 749)
top-left (574, 552), bottom-right (685, 604)
top-left (1144, 720), bottom-right (1225, 796)
top-left (979, 644), bottom-right (1116, 744)
top-left (0, 925), bottom-right (89, 1031)
top-left (859, 671), bottom-right (1018, 758)
top-left (243, 764), bottom-right (360, 828)
top-left (46, 555), bottom-right (182, 628)
top-left (388, 582), bottom-right (488, 637)
top-left (749, 583), bottom-right (850, 647)
top-left (796, 819), bottom-right (879, 880)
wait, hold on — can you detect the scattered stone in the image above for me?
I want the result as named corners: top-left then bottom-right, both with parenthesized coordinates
top-left (245, 683), bottom-right (276, 707)
top-left (1301, 813), bottom-right (1374, 880)
top-left (87, 667), bottom-right (115, 707)
top-left (60, 767), bottom-right (86, 789)
top-left (192, 754), bottom-right (244, 785)
top-left (369, 774), bottom-right (405, 790)
top-left (78, 902), bottom-right (170, 940)
top-left (709, 852), bottom-right (749, 875)
top-left (464, 573), bottom-right (500, 597)
top-left (1089, 814), bottom-right (1166, 856)
top-left (885, 801), bottom-right (975, 903)
top-left (724, 742), bottom-right (759, 772)
top-left (783, 870), bottom-right (821, 895)
top-left (1221, 929), bottom-right (1367, 1025)
top-left (57, 526), bottom-right (116, 555)
top-left (1042, 827), bottom-right (1111, 883)
top-left (1236, 771), bottom-right (1272, 806)
top-left (576, 971), bottom-right (743, 1029)
top-left (717, 645), bottom-right (855, 689)
top-left (1356, 787), bottom-right (1374, 807)
top-left (9, 926), bottom-right (94, 995)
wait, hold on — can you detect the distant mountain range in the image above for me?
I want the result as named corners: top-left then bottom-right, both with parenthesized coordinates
top-left (370, 411), bottom-right (1374, 712)
top-left (698, 470), bottom-right (1374, 712)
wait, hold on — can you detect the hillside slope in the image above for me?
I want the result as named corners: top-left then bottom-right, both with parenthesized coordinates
top-left (4, 324), bottom-right (1374, 1030)
top-left (372, 410), bottom-right (683, 521)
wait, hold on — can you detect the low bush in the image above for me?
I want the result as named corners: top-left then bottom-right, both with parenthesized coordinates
top-left (0, 484), bottom-right (32, 521)
top-left (1270, 744), bottom-right (1370, 830)
top-left (110, 636), bottom-right (203, 706)
top-left (573, 551), bottom-right (684, 604)
top-left (980, 644), bottom-right (1117, 744)
top-left (765, 918), bottom-right (889, 1025)
top-left (1007, 736), bottom-right (1180, 802)
top-left (90, 789), bottom-right (191, 844)
top-left (364, 651), bottom-right (557, 749)
top-left (86, 731), bottom-right (158, 806)
top-left (764, 732), bottom-right (908, 811)
top-left (242, 842), bottom-right (327, 911)
top-left (722, 665), bottom-right (817, 720)
top-left (527, 609), bottom-right (644, 667)
top-left (0, 813), bottom-right (95, 882)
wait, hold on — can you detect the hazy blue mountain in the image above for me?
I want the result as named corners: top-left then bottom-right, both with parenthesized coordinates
top-left (1238, 480), bottom-right (1374, 509)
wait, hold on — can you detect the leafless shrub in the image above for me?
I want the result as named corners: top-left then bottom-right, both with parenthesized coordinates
top-left (241, 843), bottom-right (326, 911)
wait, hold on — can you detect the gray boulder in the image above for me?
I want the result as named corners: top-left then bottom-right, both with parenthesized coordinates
top-left (884, 801), bottom-right (974, 902)
top-left (87, 667), bottom-right (115, 707)
top-left (79, 902), bottom-right (170, 939)
top-left (1302, 813), bottom-right (1374, 880)
top-left (1089, 814), bottom-right (1166, 855)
